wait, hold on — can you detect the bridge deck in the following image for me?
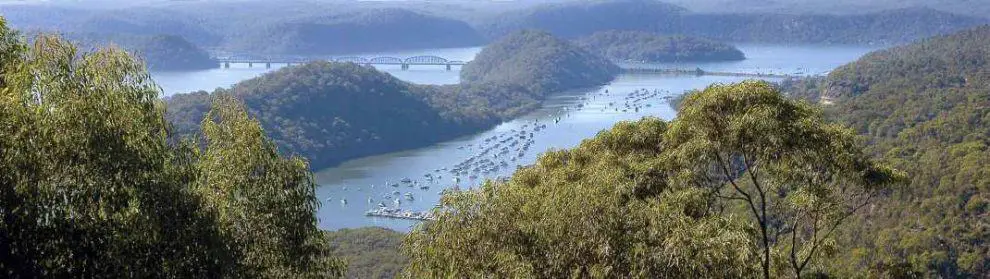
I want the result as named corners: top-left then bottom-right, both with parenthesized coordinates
top-left (216, 56), bottom-right (468, 66)
top-left (219, 60), bottom-right (467, 65)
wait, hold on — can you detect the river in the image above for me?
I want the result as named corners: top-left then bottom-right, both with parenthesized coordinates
top-left (150, 44), bottom-right (877, 232)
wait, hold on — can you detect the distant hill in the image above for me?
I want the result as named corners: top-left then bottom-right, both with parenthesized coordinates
top-left (681, 7), bottom-right (988, 45)
top-left (81, 12), bottom-right (218, 46)
top-left (224, 8), bottom-right (485, 56)
top-left (479, 0), bottom-right (686, 39)
top-left (68, 33), bottom-right (216, 71)
top-left (574, 30), bottom-right (745, 62)
top-left (781, 25), bottom-right (990, 277)
top-left (4, 1), bottom-right (985, 55)
top-left (462, 30), bottom-right (619, 95)
top-left (0, 5), bottom-right (484, 56)
top-left (480, 0), bottom-right (987, 45)
top-left (663, 0), bottom-right (990, 19)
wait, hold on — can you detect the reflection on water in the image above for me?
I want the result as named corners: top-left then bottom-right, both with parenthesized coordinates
top-left (149, 44), bottom-right (878, 232)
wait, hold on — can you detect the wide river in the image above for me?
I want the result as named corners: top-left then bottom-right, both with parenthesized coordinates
top-left (151, 44), bottom-right (877, 232)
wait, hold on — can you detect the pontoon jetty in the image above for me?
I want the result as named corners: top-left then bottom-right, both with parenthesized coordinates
top-left (365, 207), bottom-right (436, 221)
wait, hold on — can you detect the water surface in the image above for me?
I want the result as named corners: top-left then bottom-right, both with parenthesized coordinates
top-left (150, 44), bottom-right (878, 232)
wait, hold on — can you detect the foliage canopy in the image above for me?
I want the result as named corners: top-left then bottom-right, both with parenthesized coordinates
top-left (783, 25), bottom-right (990, 278)
top-left (404, 80), bottom-right (901, 278)
top-left (0, 19), bottom-right (343, 278)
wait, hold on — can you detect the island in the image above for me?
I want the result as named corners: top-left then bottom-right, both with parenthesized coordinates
top-left (166, 62), bottom-right (488, 170)
top-left (167, 30), bottom-right (621, 170)
top-left (574, 30), bottom-right (745, 63)
top-left (461, 29), bottom-right (620, 95)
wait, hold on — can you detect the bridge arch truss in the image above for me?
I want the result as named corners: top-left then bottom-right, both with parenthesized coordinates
top-left (405, 55), bottom-right (451, 65)
top-left (368, 57), bottom-right (404, 65)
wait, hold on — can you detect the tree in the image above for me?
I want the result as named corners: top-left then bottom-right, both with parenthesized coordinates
top-left (664, 80), bottom-right (905, 278)
top-left (0, 27), bottom-right (231, 277)
top-left (195, 95), bottom-right (345, 278)
top-left (403, 80), bottom-right (903, 278)
top-left (403, 118), bottom-right (760, 278)
top-left (0, 19), bottom-right (344, 278)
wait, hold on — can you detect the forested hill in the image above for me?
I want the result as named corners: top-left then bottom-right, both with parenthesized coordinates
top-left (480, 0), bottom-right (986, 45)
top-left (682, 7), bottom-right (988, 45)
top-left (479, 0), bottom-right (686, 39)
top-left (461, 30), bottom-right (619, 95)
top-left (4, 1), bottom-right (985, 55)
top-left (782, 25), bottom-right (990, 277)
top-left (40, 32), bottom-right (217, 71)
top-left (0, 4), bottom-right (485, 57)
top-left (167, 62), bottom-right (491, 169)
top-left (224, 8), bottom-right (484, 55)
top-left (69, 33), bottom-right (217, 71)
top-left (574, 31), bottom-right (745, 62)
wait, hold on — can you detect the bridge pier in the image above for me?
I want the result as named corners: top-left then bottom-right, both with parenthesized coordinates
top-left (401, 64), bottom-right (410, 70)
top-left (248, 62), bottom-right (253, 68)
top-left (446, 64), bottom-right (452, 71)
top-left (224, 62), bottom-right (230, 68)
top-left (266, 62), bottom-right (271, 69)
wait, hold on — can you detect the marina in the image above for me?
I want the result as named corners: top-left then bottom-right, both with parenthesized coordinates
top-left (365, 207), bottom-right (436, 221)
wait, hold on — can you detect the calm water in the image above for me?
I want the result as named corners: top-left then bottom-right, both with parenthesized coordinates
top-left (150, 44), bottom-right (877, 232)
top-left (153, 46), bottom-right (482, 96)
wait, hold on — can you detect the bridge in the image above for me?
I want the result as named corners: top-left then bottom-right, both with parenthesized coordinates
top-left (215, 55), bottom-right (468, 70)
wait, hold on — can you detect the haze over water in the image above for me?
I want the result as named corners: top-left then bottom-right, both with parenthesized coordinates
top-left (150, 44), bottom-right (877, 232)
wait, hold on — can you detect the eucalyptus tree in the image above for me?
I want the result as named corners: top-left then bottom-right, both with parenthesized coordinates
top-left (403, 80), bottom-right (902, 278)
top-left (195, 95), bottom-right (345, 278)
top-left (664, 80), bottom-right (905, 278)
top-left (403, 118), bottom-right (760, 278)
top-left (0, 31), bottom-right (230, 277)
top-left (0, 19), bottom-right (343, 278)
